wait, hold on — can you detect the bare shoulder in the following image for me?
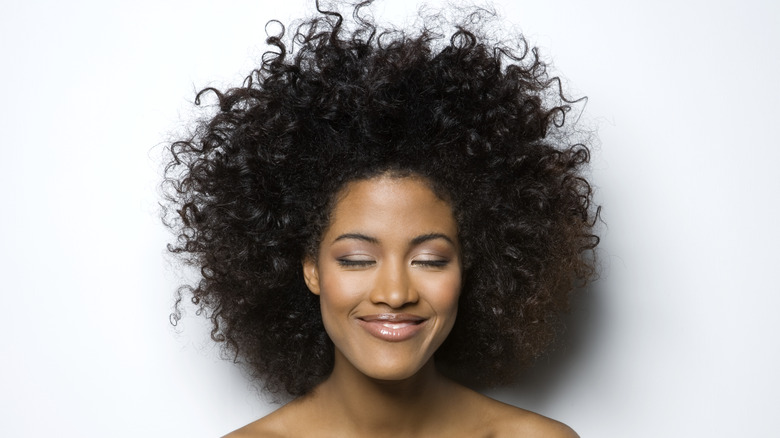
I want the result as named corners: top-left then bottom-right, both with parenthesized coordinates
top-left (492, 407), bottom-right (579, 438)
top-left (462, 389), bottom-right (578, 438)
top-left (221, 414), bottom-right (285, 438)
top-left (221, 400), bottom-right (305, 438)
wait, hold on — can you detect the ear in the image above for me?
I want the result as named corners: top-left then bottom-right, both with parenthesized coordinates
top-left (302, 256), bottom-right (321, 295)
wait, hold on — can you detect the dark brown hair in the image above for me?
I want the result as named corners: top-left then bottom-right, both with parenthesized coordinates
top-left (163, 1), bottom-right (599, 397)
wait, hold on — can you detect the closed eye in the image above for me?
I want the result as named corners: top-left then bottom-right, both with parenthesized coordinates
top-left (411, 259), bottom-right (450, 268)
top-left (337, 259), bottom-right (376, 268)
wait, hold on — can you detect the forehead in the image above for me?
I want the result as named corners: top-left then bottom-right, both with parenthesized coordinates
top-left (323, 175), bottom-right (458, 241)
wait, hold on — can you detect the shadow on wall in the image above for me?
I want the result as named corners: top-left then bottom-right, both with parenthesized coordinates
top-left (485, 279), bottom-right (609, 409)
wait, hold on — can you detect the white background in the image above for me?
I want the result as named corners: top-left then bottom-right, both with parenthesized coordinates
top-left (2, 0), bottom-right (779, 436)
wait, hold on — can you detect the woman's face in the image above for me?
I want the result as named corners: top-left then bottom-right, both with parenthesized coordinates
top-left (303, 175), bottom-right (461, 381)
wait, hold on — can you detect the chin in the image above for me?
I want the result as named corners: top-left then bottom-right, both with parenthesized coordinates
top-left (352, 356), bottom-right (434, 382)
top-left (367, 368), bottom-right (419, 381)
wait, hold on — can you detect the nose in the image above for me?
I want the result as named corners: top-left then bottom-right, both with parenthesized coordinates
top-left (369, 259), bottom-right (418, 308)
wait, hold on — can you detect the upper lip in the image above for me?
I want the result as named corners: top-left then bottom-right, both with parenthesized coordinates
top-left (358, 313), bottom-right (426, 323)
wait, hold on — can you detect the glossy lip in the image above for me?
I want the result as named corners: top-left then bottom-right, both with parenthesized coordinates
top-left (356, 313), bottom-right (427, 342)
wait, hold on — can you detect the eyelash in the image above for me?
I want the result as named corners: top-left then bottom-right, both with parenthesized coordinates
top-left (337, 259), bottom-right (375, 267)
top-left (337, 259), bottom-right (449, 268)
top-left (412, 259), bottom-right (449, 268)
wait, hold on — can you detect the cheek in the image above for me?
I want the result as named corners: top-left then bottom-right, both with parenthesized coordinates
top-left (316, 271), bottom-right (372, 347)
top-left (420, 273), bottom-right (461, 350)
top-left (317, 270), bottom-right (365, 318)
top-left (419, 273), bottom-right (461, 316)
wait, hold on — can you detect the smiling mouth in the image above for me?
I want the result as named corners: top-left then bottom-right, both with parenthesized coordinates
top-left (378, 321), bottom-right (418, 329)
top-left (357, 314), bottom-right (427, 342)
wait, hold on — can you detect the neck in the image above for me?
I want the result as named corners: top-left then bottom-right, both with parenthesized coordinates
top-left (312, 351), bottom-right (454, 436)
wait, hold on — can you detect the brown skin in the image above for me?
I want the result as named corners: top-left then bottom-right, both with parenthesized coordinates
top-left (224, 176), bottom-right (578, 438)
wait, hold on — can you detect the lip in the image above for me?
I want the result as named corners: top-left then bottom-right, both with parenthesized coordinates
top-left (356, 314), bottom-right (427, 342)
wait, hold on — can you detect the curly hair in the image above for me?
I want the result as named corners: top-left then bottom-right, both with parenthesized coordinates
top-left (162, 1), bottom-right (599, 398)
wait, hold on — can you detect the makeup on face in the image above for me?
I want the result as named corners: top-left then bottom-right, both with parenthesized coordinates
top-left (303, 174), bottom-right (462, 381)
top-left (356, 313), bottom-right (428, 342)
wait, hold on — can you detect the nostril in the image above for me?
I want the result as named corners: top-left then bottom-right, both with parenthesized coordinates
top-left (369, 285), bottom-right (417, 307)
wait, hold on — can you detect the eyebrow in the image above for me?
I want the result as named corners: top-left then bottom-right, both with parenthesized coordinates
top-left (333, 233), bottom-right (379, 244)
top-left (332, 232), bottom-right (454, 246)
top-left (410, 233), bottom-right (455, 246)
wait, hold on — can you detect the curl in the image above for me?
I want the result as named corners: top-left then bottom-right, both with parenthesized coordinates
top-left (162, 2), bottom-right (599, 397)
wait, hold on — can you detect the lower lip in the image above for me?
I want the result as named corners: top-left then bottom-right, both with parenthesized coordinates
top-left (357, 319), bottom-right (426, 342)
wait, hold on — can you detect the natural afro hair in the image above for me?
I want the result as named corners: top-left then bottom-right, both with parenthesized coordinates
top-left (162, 1), bottom-right (599, 398)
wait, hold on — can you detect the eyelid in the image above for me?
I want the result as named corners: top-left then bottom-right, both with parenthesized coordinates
top-left (411, 255), bottom-right (451, 268)
top-left (336, 253), bottom-right (376, 268)
top-left (338, 259), bottom-right (376, 267)
top-left (412, 260), bottom-right (449, 267)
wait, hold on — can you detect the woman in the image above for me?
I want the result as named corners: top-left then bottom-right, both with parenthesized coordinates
top-left (163, 2), bottom-right (598, 436)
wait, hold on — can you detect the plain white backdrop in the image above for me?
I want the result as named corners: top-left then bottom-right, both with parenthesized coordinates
top-left (1, 0), bottom-right (779, 436)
